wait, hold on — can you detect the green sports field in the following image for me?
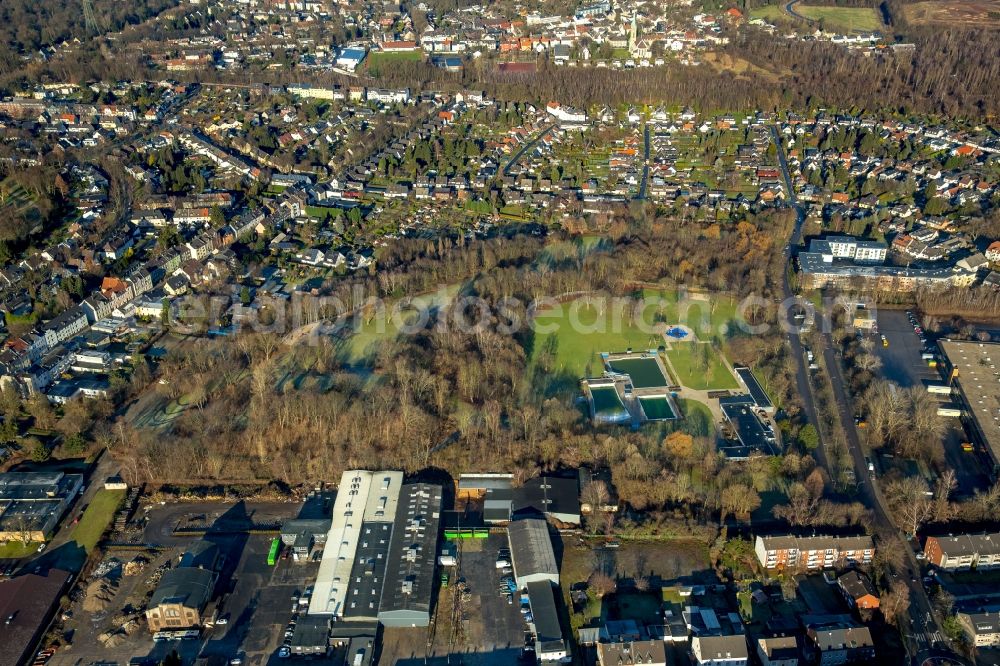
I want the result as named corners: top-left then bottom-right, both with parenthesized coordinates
top-left (367, 50), bottom-right (424, 68)
top-left (665, 344), bottom-right (739, 391)
top-left (795, 5), bottom-right (882, 31)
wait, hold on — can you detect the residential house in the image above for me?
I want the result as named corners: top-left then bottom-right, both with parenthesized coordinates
top-left (986, 241), bottom-right (1000, 263)
top-left (837, 571), bottom-right (879, 610)
top-left (40, 306), bottom-right (88, 347)
top-left (692, 634), bottom-right (749, 666)
top-left (756, 636), bottom-right (799, 666)
top-left (957, 611), bottom-right (1000, 647)
top-left (163, 274), bottom-right (190, 297)
top-left (185, 234), bottom-right (215, 261)
top-left (807, 626), bottom-right (874, 665)
top-left (126, 268), bottom-right (153, 298)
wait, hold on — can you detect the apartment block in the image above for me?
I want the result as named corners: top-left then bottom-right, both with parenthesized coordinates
top-left (924, 533), bottom-right (1000, 571)
top-left (754, 535), bottom-right (874, 570)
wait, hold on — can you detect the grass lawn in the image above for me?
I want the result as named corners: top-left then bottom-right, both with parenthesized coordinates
top-left (665, 343), bottom-right (738, 391)
top-left (367, 50), bottom-right (424, 68)
top-left (677, 399), bottom-right (715, 437)
top-left (304, 205), bottom-right (343, 220)
top-left (794, 5), bottom-right (882, 31)
top-left (530, 289), bottom-right (739, 380)
top-left (340, 284), bottom-right (461, 363)
top-left (70, 489), bottom-right (125, 553)
top-left (750, 4), bottom-right (789, 21)
top-left (0, 540), bottom-right (36, 558)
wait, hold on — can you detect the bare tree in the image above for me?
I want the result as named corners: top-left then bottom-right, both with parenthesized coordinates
top-left (581, 480), bottom-right (611, 535)
top-left (884, 477), bottom-right (933, 537)
top-left (588, 571), bottom-right (616, 598)
top-left (881, 581), bottom-right (911, 627)
top-left (720, 483), bottom-right (761, 522)
top-left (10, 514), bottom-right (34, 546)
top-left (855, 353), bottom-right (882, 373)
top-left (933, 470), bottom-right (957, 523)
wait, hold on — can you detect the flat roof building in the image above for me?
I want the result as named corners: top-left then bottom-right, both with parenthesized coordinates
top-left (720, 396), bottom-right (777, 458)
top-left (0, 472), bottom-right (83, 542)
top-left (378, 483), bottom-right (442, 628)
top-left (526, 580), bottom-right (568, 663)
top-left (598, 639), bottom-right (667, 666)
top-left (0, 569), bottom-right (71, 666)
top-left (289, 616), bottom-right (331, 656)
top-left (309, 470), bottom-right (403, 617)
top-left (508, 518), bottom-right (559, 589)
top-left (513, 476), bottom-right (581, 526)
top-left (734, 367), bottom-right (773, 412)
top-left (692, 634), bottom-right (749, 666)
top-left (939, 340), bottom-right (1000, 475)
top-left (798, 251), bottom-right (964, 291)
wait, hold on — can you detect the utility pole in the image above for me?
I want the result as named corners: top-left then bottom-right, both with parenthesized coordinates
top-left (83, 0), bottom-right (103, 36)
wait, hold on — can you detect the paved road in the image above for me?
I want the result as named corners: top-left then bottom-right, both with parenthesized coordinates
top-left (502, 123), bottom-right (555, 176)
top-left (770, 125), bottom-right (830, 472)
top-left (784, 0), bottom-right (812, 23)
top-left (771, 126), bottom-right (952, 663)
top-left (821, 335), bottom-right (942, 657)
top-left (636, 123), bottom-right (650, 200)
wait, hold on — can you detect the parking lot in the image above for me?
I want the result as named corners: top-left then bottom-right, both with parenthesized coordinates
top-left (379, 534), bottom-right (526, 666)
top-left (874, 310), bottom-right (991, 497)
top-left (873, 310), bottom-right (939, 389)
top-left (48, 500), bottom-right (310, 666)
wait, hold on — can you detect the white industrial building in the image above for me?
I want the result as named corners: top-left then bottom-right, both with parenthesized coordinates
top-left (308, 470), bottom-right (403, 617)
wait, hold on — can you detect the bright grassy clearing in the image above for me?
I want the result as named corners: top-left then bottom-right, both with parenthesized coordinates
top-left (368, 50), bottom-right (424, 67)
top-left (529, 289), bottom-right (740, 379)
top-left (70, 489), bottom-right (125, 553)
top-left (794, 5), bottom-right (882, 31)
top-left (0, 541), bottom-right (36, 557)
top-left (750, 4), bottom-right (789, 21)
top-left (665, 343), bottom-right (738, 391)
top-left (341, 284), bottom-right (461, 363)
